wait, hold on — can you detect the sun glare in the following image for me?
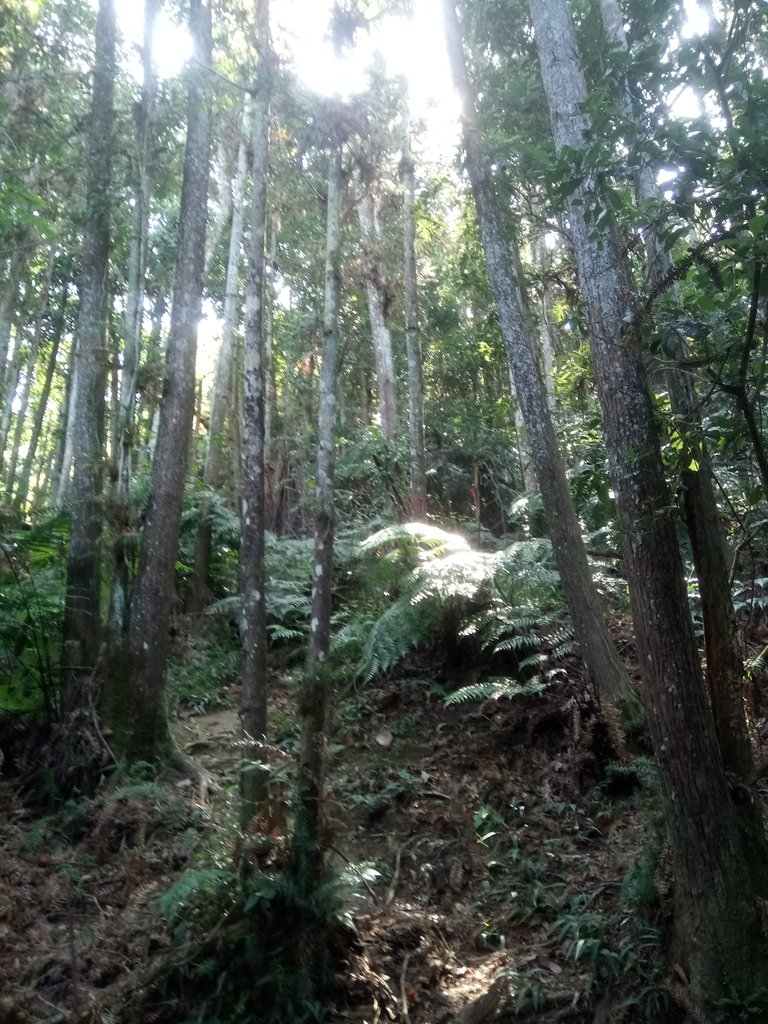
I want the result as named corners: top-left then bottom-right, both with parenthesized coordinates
top-left (275, 0), bottom-right (459, 159)
top-left (114, 1), bottom-right (193, 83)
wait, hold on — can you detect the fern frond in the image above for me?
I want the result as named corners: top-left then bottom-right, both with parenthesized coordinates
top-left (445, 677), bottom-right (548, 704)
top-left (268, 624), bottom-right (305, 642)
top-left (357, 596), bottom-right (442, 683)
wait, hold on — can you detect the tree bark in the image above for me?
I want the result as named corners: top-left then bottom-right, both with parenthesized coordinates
top-left (6, 254), bottom-right (54, 502)
top-left (191, 105), bottom-right (250, 610)
top-left (240, 0), bottom-right (271, 822)
top-left (0, 253), bottom-right (22, 406)
top-left (61, 0), bottom-right (116, 687)
top-left (357, 192), bottom-right (397, 443)
top-left (114, 0), bottom-right (158, 506)
top-left (13, 271), bottom-right (70, 512)
top-left (442, 0), bottom-right (634, 708)
top-left (400, 114), bottom-right (427, 518)
top-left (599, 0), bottom-right (765, 862)
top-left (530, 0), bottom-right (768, 1004)
top-left (294, 141), bottom-right (344, 893)
top-left (105, 0), bottom-right (212, 762)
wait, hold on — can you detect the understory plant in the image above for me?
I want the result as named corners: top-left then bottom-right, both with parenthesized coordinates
top-left (0, 514), bottom-right (67, 725)
top-left (354, 522), bottom-right (573, 692)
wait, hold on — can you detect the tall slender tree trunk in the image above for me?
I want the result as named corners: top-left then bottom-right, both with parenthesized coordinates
top-left (115, 0), bottom-right (158, 504)
top-left (530, 0), bottom-right (768, 1005)
top-left (191, 106), bottom-right (250, 610)
top-left (6, 253), bottom-right (54, 501)
top-left (294, 141), bottom-right (344, 896)
top-left (14, 273), bottom-right (70, 512)
top-left (264, 217), bottom-right (278, 455)
top-left (61, 0), bottom-right (116, 688)
top-left (0, 253), bottom-right (22, 404)
top-left (598, 0), bottom-right (763, 846)
top-left (442, 0), bottom-right (634, 708)
top-left (107, 0), bottom-right (159, 642)
top-left (105, 0), bottom-right (212, 763)
top-left (400, 115), bottom-right (427, 517)
top-left (0, 316), bottom-right (24, 475)
top-left (357, 192), bottom-right (397, 442)
top-left (240, 0), bottom-right (271, 822)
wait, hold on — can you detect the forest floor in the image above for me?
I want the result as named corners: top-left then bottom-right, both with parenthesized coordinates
top-left (0, 636), bottom-right (697, 1024)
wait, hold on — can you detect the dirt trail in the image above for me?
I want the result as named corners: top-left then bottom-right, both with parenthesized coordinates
top-left (0, 675), bottom-right (655, 1024)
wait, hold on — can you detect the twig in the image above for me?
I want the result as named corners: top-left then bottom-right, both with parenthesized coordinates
top-left (385, 836), bottom-right (429, 906)
top-left (329, 844), bottom-right (380, 903)
top-left (399, 953), bottom-right (411, 1023)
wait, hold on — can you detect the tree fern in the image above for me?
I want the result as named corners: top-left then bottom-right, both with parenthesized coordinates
top-left (355, 524), bottom-right (572, 685)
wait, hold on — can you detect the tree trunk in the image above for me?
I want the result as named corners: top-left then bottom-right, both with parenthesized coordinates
top-left (14, 273), bottom-right (70, 512)
top-left (6, 253), bottom-right (54, 502)
top-left (400, 115), bottom-right (427, 518)
top-left (598, 0), bottom-right (765, 862)
top-left (61, 0), bottom-right (116, 687)
top-left (191, 105), bottom-right (250, 610)
top-left (357, 192), bottom-right (397, 442)
top-left (0, 253), bottom-right (22, 405)
top-left (105, 0), bottom-right (212, 763)
top-left (264, 216), bottom-right (278, 455)
top-left (107, 0), bottom-right (159, 646)
top-left (530, 0), bottom-right (768, 1005)
top-left (114, 0), bottom-right (158, 505)
top-left (442, 0), bottom-right (634, 708)
top-left (240, 0), bottom-right (271, 822)
top-left (0, 316), bottom-right (24, 475)
top-left (294, 142), bottom-right (344, 894)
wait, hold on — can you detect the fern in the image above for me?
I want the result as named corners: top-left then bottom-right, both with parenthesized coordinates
top-left (357, 597), bottom-right (442, 683)
top-left (446, 677), bottom-right (548, 704)
top-left (356, 525), bottom-right (572, 684)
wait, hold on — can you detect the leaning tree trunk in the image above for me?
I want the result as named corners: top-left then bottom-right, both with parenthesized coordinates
top-left (598, 0), bottom-right (765, 864)
top-left (400, 113), bottom-right (427, 518)
top-left (357, 192), bottom-right (397, 443)
top-left (294, 141), bottom-right (344, 898)
top-left (61, 0), bottom-right (116, 690)
top-left (442, 0), bottom-right (634, 709)
top-left (530, 0), bottom-right (768, 1007)
top-left (240, 0), bottom-right (271, 823)
top-left (105, 0), bottom-right (212, 764)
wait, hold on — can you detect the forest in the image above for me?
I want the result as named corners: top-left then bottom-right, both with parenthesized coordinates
top-left (1, 0), bottom-right (768, 1020)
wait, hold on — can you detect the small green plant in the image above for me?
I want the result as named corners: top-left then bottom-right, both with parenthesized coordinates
top-left (166, 635), bottom-right (239, 715)
top-left (0, 515), bottom-right (68, 723)
top-left (150, 863), bottom-right (345, 1024)
top-left (158, 868), bottom-right (239, 943)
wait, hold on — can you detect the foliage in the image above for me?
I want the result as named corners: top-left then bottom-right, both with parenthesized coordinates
top-left (0, 515), bottom-right (68, 723)
top-left (355, 523), bottom-right (571, 688)
top-left (166, 627), bottom-right (239, 716)
top-left (149, 860), bottom-right (347, 1024)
